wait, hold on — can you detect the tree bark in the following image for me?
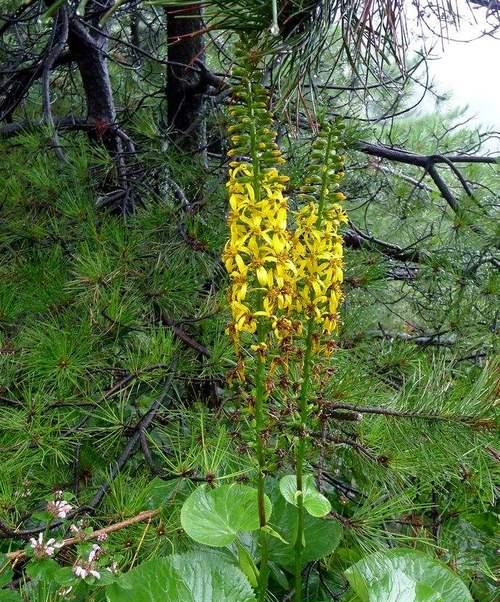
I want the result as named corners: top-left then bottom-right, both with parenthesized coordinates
top-left (67, 2), bottom-right (117, 150)
top-left (165, 4), bottom-right (205, 152)
top-left (66, 1), bottom-right (136, 210)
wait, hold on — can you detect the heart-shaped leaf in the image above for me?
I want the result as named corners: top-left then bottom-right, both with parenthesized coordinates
top-left (181, 483), bottom-right (272, 547)
top-left (279, 474), bottom-right (331, 517)
top-left (345, 549), bottom-right (473, 602)
top-left (267, 495), bottom-right (342, 570)
top-left (106, 551), bottom-right (255, 602)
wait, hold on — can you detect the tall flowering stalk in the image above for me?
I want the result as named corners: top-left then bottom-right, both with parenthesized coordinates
top-left (222, 38), bottom-right (347, 601)
top-left (290, 122), bottom-right (347, 602)
top-left (222, 37), bottom-right (297, 601)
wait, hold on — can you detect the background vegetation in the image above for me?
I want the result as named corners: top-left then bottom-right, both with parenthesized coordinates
top-left (0, 1), bottom-right (498, 601)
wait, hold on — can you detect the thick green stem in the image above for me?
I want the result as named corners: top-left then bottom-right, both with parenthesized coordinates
top-left (255, 337), bottom-right (269, 600)
top-left (294, 319), bottom-right (314, 602)
top-left (294, 126), bottom-right (334, 602)
top-left (246, 75), bottom-right (269, 600)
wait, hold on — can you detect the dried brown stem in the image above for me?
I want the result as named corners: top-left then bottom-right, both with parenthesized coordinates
top-left (6, 509), bottom-right (160, 564)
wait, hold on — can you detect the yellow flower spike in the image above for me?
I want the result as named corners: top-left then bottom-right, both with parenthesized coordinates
top-left (223, 76), bottom-right (297, 356)
top-left (289, 121), bottom-right (347, 355)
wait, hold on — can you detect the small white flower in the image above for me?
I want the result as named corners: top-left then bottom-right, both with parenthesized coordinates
top-left (107, 561), bottom-right (118, 574)
top-left (29, 533), bottom-right (43, 552)
top-left (88, 544), bottom-right (101, 563)
top-left (58, 586), bottom-right (73, 597)
top-left (73, 564), bottom-right (88, 579)
top-left (73, 561), bottom-right (101, 580)
top-left (73, 545), bottom-right (103, 581)
top-left (44, 538), bottom-right (64, 556)
top-left (47, 499), bottom-right (73, 519)
top-left (30, 533), bottom-right (63, 558)
top-left (96, 532), bottom-right (108, 542)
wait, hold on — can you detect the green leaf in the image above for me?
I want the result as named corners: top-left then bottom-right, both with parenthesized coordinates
top-left (106, 551), bottom-right (255, 602)
top-left (237, 542), bottom-right (259, 588)
top-left (262, 524), bottom-right (288, 544)
top-left (26, 558), bottom-right (60, 581)
top-left (267, 495), bottom-right (342, 570)
top-left (53, 566), bottom-right (76, 586)
top-left (0, 592), bottom-right (22, 602)
top-left (181, 483), bottom-right (272, 547)
top-left (146, 476), bottom-right (183, 508)
top-left (345, 549), bottom-right (473, 602)
top-left (31, 510), bottom-right (53, 522)
top-left (0, 554), bottom-right (13, 588)
top-left (269, 561), bottom-right (289, 590)
top-left (279, 475), bottom-right (331, 517)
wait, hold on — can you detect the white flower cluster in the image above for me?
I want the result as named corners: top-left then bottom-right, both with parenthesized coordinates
top-left (73, 544), bottom-right (102, 580)
top-left (47, 499), bottom-right (73, 519)
top-left (29, 533), bottom-right (63, 558)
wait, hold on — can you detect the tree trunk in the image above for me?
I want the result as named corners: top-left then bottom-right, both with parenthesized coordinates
top-left (67, 2), bottom-right (117, 150)
top-left (67, 1), bottom-right (135, 211)
top-left (165, 4), bottom-right (205, 153)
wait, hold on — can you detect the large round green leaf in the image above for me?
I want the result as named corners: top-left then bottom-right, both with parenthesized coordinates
top-left (345, 549), bottom-right (473, 602)
top-left (279, 474), bottom-right (331, 517)
top-left (106, 551), bottom-right (255, 602)
top-left (267, 495), bottom-right (342, 570)
top-left (181, 483), bottom-right (272, 547)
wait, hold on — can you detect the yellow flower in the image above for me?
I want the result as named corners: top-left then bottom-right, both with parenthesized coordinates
top-left (223, 137), bottom-right (296, 356)
top-left (289, 132), bottom-right (347, 344)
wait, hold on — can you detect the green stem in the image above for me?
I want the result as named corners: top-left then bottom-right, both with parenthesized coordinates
top-left (294, 319), bottom-right (314, 602)
top-left (246, 74), bottom-right (268, 600)
top-left (294, 126), bottom-right (334, 602)
top-left (255, 329), bottom-right (269, 600)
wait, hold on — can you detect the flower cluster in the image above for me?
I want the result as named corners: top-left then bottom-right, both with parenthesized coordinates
top-left (222, 41), bottom-right (299, 361)
top-left (73, 543), bottom-right (102, 580)
top-left (223, 165), bottom-right (296, 340)
top-left (29, 533), bottom-right (63, 558)
top-left (291, 122), bottom-right (347, 340)
top-left (47, 498), bottom-right (73, 519)
top-left (223, 42), bottom-right (347, 373)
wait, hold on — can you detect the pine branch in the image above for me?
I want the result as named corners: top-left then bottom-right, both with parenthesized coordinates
top-left (313, 432), bottom-right (384, 464)
top-left (6, 509), bottom-right (161, 565)
top-left (103, 363), bottom-right (172, 399)
top-left (356, 140), bottom-right (498, 217)
top-left (323, 402), bottom-right (495, 428)
top-left (0, 367), bottom-right (176, 540)
top-left (158, 310), bottom-right (210, 357)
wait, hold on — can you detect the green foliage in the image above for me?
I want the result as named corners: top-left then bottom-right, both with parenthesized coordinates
top-left (279, 475), bottom-right (331, 518)
top-left (1, 118), bottom-right (496, 601)
top-left (345, 549), bottom-right (473, 602)
top-left (264, 491), bottom-right (343, 572)
top-left (180, 484), bottom-right (272, 547)
top-left (0, 7), bottom-right (498, 600)
top-left (106, 551), bottom-right (256, 602)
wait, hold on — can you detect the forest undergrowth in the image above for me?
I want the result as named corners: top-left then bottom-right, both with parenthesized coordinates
top-left (0, 122), bottom-right (497, 601)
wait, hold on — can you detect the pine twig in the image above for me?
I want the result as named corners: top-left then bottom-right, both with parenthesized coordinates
top-left (6, 509), bottom-right (161, 565)
top-left (159, 311), bottom-right (210, 357)
top-left (324, 402), bottom-right (494, 427)
top-left (1, 367), bottom-right (176, 541)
